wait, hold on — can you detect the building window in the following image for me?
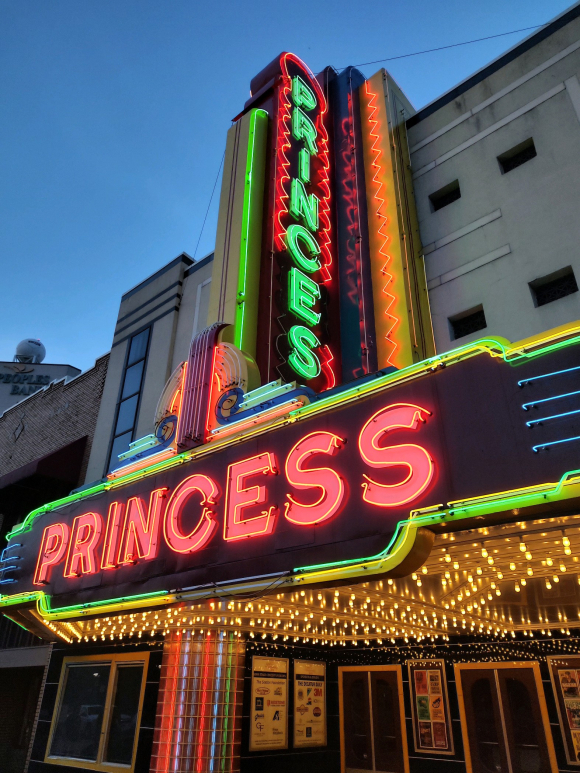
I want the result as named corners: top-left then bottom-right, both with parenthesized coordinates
top-left (46, 653), bottom-right (148, 772)
top-left (449, 305), bottom-right (487, 340)
top-left (429, 180), bottom-right (461, 212)
top-left (497, 138), bottom-right (537, 174)
top-left (107, 327), bottom-right (150, 471)
top-left (530, 266), bottom-right (578, 307)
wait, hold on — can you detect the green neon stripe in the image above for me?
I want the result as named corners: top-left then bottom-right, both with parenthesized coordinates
top-left (291, 332), bottom-right (580, 421)
top-left (294, 469), bottom-right (580, 574)
top-left (234, 109), bottom-right (268, 359)
top-left (2, 468), bottom-right (580, 617)
top-left (6, 328), bottom-right (580, 544)
top-left (221, 633), bottom-right (235, 771)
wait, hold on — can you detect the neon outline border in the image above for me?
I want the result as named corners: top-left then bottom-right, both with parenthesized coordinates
top-left (3, 322), bottom-right (580, 623)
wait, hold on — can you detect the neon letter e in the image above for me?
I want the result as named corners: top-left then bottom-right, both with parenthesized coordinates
top-left (224, 453), bottom-right (278, 540)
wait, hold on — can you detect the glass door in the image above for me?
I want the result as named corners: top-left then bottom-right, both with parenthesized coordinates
top-left (339, 667), bottom-right (408, 773)
top-left (456, 663), bottom-right (557, 773)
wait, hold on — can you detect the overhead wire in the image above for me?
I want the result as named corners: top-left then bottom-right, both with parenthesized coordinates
top-left (192, 149), bottom-right (225, 261)
top-left (340, 23), bottom-right (550, 70)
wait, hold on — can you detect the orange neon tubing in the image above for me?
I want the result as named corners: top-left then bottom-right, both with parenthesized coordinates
top-left (64, 512), bottom-right (103, 578)
top-left (284, 431), bottom-right (345, 526)
top-left (101, 501), bottom-right (123, 570)
top-left (163, 474), bottom-right (219, 554)
top-left (119, 487), bottom-right (168, 564)
top-left (223, 452), bottom-right (278, 540)
top-left (358, 402), bottom-right (435, 507)
top-left (364, 80), bottom-right (399, 368)
top-left (34, 522), bottom-right (70, 585)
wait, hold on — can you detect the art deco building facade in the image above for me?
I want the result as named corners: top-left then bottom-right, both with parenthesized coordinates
top-left (4, 5), bottom-right (580, 773)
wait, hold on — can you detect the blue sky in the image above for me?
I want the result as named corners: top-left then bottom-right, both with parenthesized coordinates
top-left (0, 0), bottom-right (574, 370)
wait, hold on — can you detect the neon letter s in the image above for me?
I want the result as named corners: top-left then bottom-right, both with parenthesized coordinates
top-left (284, 431), bottom-right (345, 525)
top-left (358, 403), bottom-right (434, 507)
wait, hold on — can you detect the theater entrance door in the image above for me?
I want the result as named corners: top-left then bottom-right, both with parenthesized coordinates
top-left (455, 662), bottom-right (557, 773)
top-left (339, 666), bottom-right (409, 773)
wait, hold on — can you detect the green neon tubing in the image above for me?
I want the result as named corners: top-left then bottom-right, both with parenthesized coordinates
top-left (6, 329), bottom-right (580, 544)
top-left (288, 325), bottom-right (321, 381)
top-left (234, 108), bottom-right (268, 359)
top-left (289, 178), bottom-right (319, 232)
top-left (292, 76), bottom-right (317, 111)
top-left (289, 267), bottom-right (321, 327)
top-left (285, 224), bottom-right (320, 273)
top-left (298, 148), bottom-right (310, 184)
top-left (296, 468), bottom-right (580, 575)
top-left (292, 107), bottom-right (318, 155)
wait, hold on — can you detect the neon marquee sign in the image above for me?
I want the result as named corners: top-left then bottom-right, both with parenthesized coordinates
top-left (33, 403), bottom-right (435, 587)
top-left (4, 326), bottom-right (580, 625)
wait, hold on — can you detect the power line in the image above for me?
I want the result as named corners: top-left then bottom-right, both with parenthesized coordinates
top-left (342, 23), bottom-right (549, 70)
top-left (192, 149), bottom-right (226, 262)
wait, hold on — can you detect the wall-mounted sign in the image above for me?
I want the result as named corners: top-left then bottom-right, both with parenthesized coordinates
top-left (293, 660), bottom-right (326, 747)
top-left (3, 329), bottom-right (580, 626)
top-left (407, 659), bottom-right (454, 754)
top-left (250, 656), bottom-right (289, 751)
top-left (241, 53), bottom-right (341, 393)
top-left (548, 656), bottom-right (580, 765)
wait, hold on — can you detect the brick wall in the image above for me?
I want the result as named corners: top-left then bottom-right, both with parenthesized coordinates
top-left (0, 353), bottom-right (109, 485)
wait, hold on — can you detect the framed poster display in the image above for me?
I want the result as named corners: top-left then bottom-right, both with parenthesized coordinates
top-left (249, 656), bottom-right (289, 751)
top-left (407, 660), bottom-right (454, 754)
top-left (548, 656), bottom-right (580, 765)
top-left (293, 660), bottom-right (326, 747)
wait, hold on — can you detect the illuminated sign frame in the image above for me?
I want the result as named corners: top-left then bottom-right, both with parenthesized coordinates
top-left (2, 324), bottom-right (580, 631)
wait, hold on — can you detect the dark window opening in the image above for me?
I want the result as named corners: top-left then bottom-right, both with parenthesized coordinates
top-left (48, 657), bottom-right (146, 770)
top-left (107, 327), bottom-right (151, 472)
top-left (429, 180), bottom-right (461, 212)
top-left (530, 266), bottom-right (578, 307)
top-left (449, 305), bottom-right (487, 340)
top-left (498, 138), bottom-right (537, 174)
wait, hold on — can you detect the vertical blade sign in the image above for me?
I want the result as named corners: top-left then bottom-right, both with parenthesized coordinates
top-left (271, 54), bottom-right (337, 391)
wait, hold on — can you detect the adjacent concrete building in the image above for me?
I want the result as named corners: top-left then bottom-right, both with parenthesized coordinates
top-left (408, 3), bottom-right (580, 351)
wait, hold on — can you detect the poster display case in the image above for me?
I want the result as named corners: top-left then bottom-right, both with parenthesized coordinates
top-left (250, 656), bottom-right (289, 751)
top-left (293, 660), bottom-right (326, 747)
top-left (407, 659), bottom-right (454, 755)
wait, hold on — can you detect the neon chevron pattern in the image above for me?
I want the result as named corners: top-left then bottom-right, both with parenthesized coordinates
top-left (364, 80), bottom-right (399, 367)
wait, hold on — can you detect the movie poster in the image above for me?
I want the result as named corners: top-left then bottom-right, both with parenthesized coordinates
top-left (407, 660), bottom-right (454, 755)
top-left (548, 657), bottom-right (580, 765)
top-left (293, 660), bottom-right (326, 747)
top-left (249, 656), bottom-right (289, 751)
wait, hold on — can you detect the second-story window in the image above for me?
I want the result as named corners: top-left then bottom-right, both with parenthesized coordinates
top-left (107, 327), bottom-right (150, 471)
top-left (429, 180), bottom-right (461, 212)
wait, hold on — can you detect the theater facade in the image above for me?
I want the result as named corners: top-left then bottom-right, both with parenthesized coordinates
top-left (5, 41), bottom-right (580, 773)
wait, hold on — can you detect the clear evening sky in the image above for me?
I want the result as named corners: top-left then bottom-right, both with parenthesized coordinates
top-left (1, 0), bottom-right (574, 371)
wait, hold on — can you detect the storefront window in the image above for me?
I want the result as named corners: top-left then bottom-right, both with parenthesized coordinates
top-left (47, 654), bottom-right (148, 772)
top-left (104, 665), bottom-right (144, 765)
top-left (50, 663), bottom-right (111, 761)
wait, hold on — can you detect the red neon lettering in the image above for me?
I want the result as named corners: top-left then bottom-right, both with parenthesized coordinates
top-left (164, 474), bottom-right (219, 553)
top-left (358, 403), bottom-right (434, 507)
top-left (34, 522), bottom-right (70, 585)
top-left (64, 512), bottom-right (103, 578)
top-left (119, 488), bottom-right (168, 564)
top-left (224, 452), bottom-right (278, 540)
top-left (100, 501), bottom-right (124, 569)
top-left (284, 431), bottom-right (345, 525)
